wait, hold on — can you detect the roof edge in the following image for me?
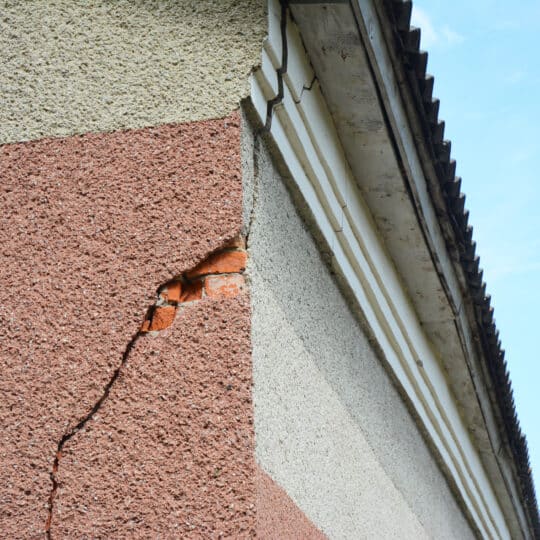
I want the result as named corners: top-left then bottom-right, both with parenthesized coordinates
top-left (376, 0), bottom-right (539, 535)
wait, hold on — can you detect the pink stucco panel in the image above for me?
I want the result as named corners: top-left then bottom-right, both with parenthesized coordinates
top-left (0, 113), bottom-right (243, 537)
top-left (51, 295), bottom-right (254, 538)
top-left (256, 466), bottom-right (327, 539)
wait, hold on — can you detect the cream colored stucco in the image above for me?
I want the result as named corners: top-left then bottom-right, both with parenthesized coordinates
top-left (0, 0), bottom-right (266, 143)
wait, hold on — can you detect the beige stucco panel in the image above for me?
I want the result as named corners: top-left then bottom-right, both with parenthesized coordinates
top-left (245, 112), bottom-right (476, 539)
top-left (0, 0), bottom-right (266, 143)
top-left (250, 277), bottom-right (430, 540)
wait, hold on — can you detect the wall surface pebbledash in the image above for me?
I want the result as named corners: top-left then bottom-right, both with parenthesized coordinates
top-left (0, 113), bottom-right (247, 537)
top-left (0, 0), bottom-right (266, 144)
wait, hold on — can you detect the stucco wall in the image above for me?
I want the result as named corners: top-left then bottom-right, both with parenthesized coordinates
top-left (256, 465), bottom-right (326, 539)
top-left (0, 0), bottom-right (266, 143)
top-left (52, 295), bottom-right (255, 538)
top-left (0, 1), bottom-right (336, 536)
top-left (245, 114), bottom-right (477, 539)
top-left (0, 114), bottom-right (250, 537)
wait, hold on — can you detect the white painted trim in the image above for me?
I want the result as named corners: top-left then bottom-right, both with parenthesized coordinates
top-left (250, 4), bottom-right (510, 538)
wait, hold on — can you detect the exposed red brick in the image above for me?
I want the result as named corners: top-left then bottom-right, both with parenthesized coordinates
top-left (179, 280), bottom-right (204, 303)
top-left (186, 250), bottom-right (247, 278)
top-left (160, 280), bottom-right (182, 303)
top-left (140, 319), bottom-right (151, 333)
top-left (205, 274), bottom-right (246, 299)
top-left (147, 306), bottom-right (176, 332)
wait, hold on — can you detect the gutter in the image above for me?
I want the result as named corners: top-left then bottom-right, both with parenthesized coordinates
top-left (359, 0), bottom-right (539, 536)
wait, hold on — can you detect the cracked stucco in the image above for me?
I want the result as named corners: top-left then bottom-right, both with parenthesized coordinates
top-left (46, 240), bottom-right (248, 537)
top-left (0, 113), bottom-right (244, 537)
top-left (51, 294), bottom-right (255, 537)
top-left (0, 0), bottom-right (267, 144)
top-left (45, 330), bottom-right (139, 538)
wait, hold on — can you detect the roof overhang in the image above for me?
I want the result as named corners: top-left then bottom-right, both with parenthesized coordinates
top-left (250, 0), bottom-right (538, 538)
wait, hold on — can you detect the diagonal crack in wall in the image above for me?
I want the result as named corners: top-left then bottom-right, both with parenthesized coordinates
top-left (45, 236), bottom-right (247, 538)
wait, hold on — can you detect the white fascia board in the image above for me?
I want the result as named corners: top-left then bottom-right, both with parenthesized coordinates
top-left (266, 0), bottom-right (282, 69)
top-left (269, 108), bottom-right (337, 248)
top-left (280, 85), bottom-right (343, 232)
top-left (260, 47), bottom-right (280, 98)
top-left (283, 11), bottom-right (314, 102)
top-left (250, 7), bottom-right (511, 538)
top-left (250, 73), bottom-right (268, 127)
top-left (266, 0), bottom-right (315, 100)
top-left (297, 83), bottom-right (352, 208)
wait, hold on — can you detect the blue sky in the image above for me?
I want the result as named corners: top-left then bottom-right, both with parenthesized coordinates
top-left (411, 1), bottom-right (540, 494)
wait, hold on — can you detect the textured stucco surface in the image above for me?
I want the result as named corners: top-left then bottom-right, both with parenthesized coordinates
top-left (246, 121), bottom-right (476, 539)
top-left (0, 114), bottom-right (242, 537)
top-left (0, 0), bottom-right (266, 144)
top-left (52, 295), bottom-right (254, 538)
top-left (256, 465), bottom-right (327, 539)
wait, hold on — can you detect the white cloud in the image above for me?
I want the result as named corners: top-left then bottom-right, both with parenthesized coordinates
top-left (442, 26), bottom-right (465, 45)
top-left (411, 6), bottom-right (465, 49)
top-left (411, 6), bottom-right (438, 48)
